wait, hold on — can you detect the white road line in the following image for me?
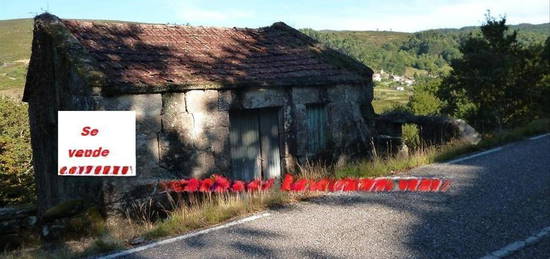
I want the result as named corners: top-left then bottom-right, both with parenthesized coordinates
top-left (480, 226), bottom-right (550, 259)
top-left (445, 147), bottom-right (503, 164)
top-left (529, 133), bottom-right (550, 140)
top-left (98, 212), bottom-right (271, 259)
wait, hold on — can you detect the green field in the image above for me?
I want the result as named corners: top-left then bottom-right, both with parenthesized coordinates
top-left (0, 18), bottom-right (33, 90)
top-left (0, 61), bottom-right (27, 90)
top-left (372, 85), bottom-right (412, 113)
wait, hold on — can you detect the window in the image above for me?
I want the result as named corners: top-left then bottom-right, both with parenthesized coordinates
top-left (306, 104), bottom-right (327, 155)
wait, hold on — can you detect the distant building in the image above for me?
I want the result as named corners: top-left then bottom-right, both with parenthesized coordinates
top-left (396, 86), bottom-right (405, 91)
top-left (391, 75), bottom-right (402, 82)
top-left (403, 79), bottom-right (414, 86)
top-left (373, 73), bottom-right (382, 82)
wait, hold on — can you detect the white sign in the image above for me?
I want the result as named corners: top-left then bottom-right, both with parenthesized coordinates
top-left (58, 111), bottom-right (136, 176)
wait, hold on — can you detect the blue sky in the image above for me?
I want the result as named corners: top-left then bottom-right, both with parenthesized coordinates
top-left (2, 0), bottom-right (549, 32)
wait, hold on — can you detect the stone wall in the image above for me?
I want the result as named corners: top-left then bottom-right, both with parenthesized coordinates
top-left (25, 27), bottom-right (103, 215)
top-left (159, 90), bottom-right (231, 178)
top-left (325, 85), bottom-right (373, 161)
top-left (29, 74), bottom-right (374, 215)
top-left (375, 112), bottom-right (481, 149)
top-left (95, 84), bottom-right (374, 182)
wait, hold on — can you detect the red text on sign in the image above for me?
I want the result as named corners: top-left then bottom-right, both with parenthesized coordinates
top-left (68, 147), bottom-right (110, 157)
top-left (80, 126), bottom-right (99, 136)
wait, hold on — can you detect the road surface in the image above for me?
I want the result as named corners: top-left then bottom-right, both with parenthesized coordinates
top-left (110, 135), bottom-right (550, 259)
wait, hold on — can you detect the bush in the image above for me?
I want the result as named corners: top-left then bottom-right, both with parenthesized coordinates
top-left (0, 97), bottom-right (34, 205)
top-left (408, 91), bottom-right (442, 115)
top-left (402, 123), bottom-right (421, 150)
top-left (407, 76), bottom-right (443, 116)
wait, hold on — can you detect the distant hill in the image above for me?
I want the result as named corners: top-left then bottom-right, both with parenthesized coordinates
top-left (0, 18), bottom-right (33, 63)
top-left (302, 23), bottom-right (550, 77)
top-left (0, 19), bottom-right (33, 92)
top-left (0, 18), bottom-right (548, 91)
top-left (0, 18), bottom-right (141, 92)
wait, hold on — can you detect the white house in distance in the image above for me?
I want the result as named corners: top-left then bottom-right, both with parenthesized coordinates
top-left (373, 73), bottom-right (382, 82)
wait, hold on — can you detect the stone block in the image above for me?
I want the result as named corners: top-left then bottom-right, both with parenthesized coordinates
top-left (218, 90), bottom-right (239, 110)
top-left (241, 88), bottom-right (286, 109)
top-left (192, 111), bottom-right (229, 129)
top-left (100, 94), bottom-right (162, 134)
top-left (162, 92), bottom-right (186, 115)
top-left (186, 90), bottom-right (218, 113)
top-left (208, 127), bottom-right (230, 155)
top-left (189, 151), bottom-right (217, 178)
top-left (162, 112), bottom-right (194, 134)
top-left (291, 87), bottom-right (321, 104)
top-left (327, 85), bottom-right (369, 104)
top-left (135, 135), bottom-right (161, 178)
top-left (158, 131), bottom-right (194, 172)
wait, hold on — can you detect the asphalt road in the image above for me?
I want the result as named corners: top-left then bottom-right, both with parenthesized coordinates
top-left (114, 135), bottom-right (550, 259)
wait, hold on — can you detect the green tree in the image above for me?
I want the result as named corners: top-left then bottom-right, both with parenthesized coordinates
top-left (407, 77), bottom-right (443, 115)
top-left (439, 13), bottom-right (546, 131)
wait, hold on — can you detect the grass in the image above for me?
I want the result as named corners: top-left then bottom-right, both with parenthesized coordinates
top-left (0, 19), bottom-right (33, 64)
top-left (5, 119), bottom-right (549, 258)
top-left (372, 85), bottom-right (412, 113)
top-left (336, 118), bottom-right (550, 178)
top-left (3, 107), bottom-right (549, 259)
top-left (1, 190), bottom-right (312, 259)
top-left (0, 61), bottom-right (28, 90)
top-left (0, 18), bottom-right (32, 90)
top-left (145, 191), bottom-right (297, 239)
top-left (3, 118), bottom-right (549, 258)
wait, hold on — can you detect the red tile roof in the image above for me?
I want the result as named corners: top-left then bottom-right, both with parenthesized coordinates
top-left (61, 20), bottom-right (371, 90)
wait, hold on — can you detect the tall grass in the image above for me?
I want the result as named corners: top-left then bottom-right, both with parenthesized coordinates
top-left (3, 119), bottom-right (549, 258)
top-left (2, 190), bottom-right (311, 259)
top-left (145, 191), bottom-right (298, 239)
top-left (337, 118), bottom-right (550, 178)
top-left (296, 160), bottom-right (334, 180)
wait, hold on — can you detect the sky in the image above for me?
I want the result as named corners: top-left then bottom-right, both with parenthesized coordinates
top-left (1, 0), bottom-right (549, 32)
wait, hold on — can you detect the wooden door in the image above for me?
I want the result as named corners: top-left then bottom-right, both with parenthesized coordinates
top-left (259, 109), bottom-right (281, 179)
top-left (229, 112), bottom-right (261, 181)
top-left (229, 109), bottom-right (281, 181)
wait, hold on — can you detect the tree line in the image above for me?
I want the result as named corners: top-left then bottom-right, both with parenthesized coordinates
top-left (407, 14), bottom-right (549, 132)
top-left (301, 20), bottom-right (549, 77)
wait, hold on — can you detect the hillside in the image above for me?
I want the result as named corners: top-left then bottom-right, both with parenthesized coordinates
top-left (0, 19), bottom-right (33, 93)
top-left (0, 18), bottom-right (548, 93)
top-left (302, 23), bottom-right (550, 77)
top-left (0, 18), bottom-right (138, 93)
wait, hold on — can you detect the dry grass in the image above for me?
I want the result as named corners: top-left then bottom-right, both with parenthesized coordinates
top-left (296, 160), bottom-right (334, 180)
top-left (1, 190), bottom-right (312, 259)
top-left (144, 190), bottom-right (303, 239)
top-left (337, 118), bottom-right (550, 179)
top-left (3, 119), bottom-right (549, 258)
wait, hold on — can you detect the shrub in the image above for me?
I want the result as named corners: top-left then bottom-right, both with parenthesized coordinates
top-left (408, 91), bottom-right (442, 115)
top-left (407, 76), bottom-right (443, 116)
top-left (402, 123), bottom-right (421, 150)
top-left (0, 97), bottom-right (34, 205)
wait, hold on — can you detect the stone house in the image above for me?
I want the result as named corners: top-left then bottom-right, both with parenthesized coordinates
top-left (23, 14), bottom-right (375, 214)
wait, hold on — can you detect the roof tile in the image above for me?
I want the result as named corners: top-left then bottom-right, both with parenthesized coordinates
top-left (61, 20), bottom-right (369, 89)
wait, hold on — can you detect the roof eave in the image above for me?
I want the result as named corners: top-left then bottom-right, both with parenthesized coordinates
top-left (100, 77), bottom-right (371, 95)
